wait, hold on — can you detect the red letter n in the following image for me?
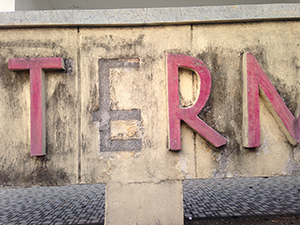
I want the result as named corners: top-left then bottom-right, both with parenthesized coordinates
top-left (243, 52), bottom-right (300, 148)
top-left (167, 54), bottom-right (227, 151)
top-left (9, 58), bottom-right (65, 156)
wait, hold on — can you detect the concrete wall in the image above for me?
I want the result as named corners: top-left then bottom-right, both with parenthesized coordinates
top-left (1, 5), bottom-right (300, 224)
top-left (78, 22), bottom-right (300, 184)
top-left (0, 28), bottom-right (79, 186)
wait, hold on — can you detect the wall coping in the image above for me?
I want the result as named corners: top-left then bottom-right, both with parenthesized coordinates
top-left (0, 4), bottom-right (299, 28)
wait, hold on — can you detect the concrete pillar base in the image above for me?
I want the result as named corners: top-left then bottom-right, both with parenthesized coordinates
top-left (105, 180), bottom-right (183, 225)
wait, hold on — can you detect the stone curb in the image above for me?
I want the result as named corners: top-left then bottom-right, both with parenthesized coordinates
top-left (0, 4), bottom-right (299, 28)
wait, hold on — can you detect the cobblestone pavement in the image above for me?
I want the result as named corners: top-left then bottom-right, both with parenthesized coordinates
top-left (1, 176), bottom-right (300, 224)
top-left (183, 176), bottom-right (300, 220)
top-left (0, 184), bottom-right (105, 225)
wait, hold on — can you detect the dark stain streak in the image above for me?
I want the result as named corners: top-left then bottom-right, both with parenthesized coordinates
top-left (0, 152), bottom-right (70, 187)
top-left (64, 59), bottom-right (74, 76)
top-left (82, 34), bottom-right (145, 53)
top-left (0, 39), bottom-right (62, 49)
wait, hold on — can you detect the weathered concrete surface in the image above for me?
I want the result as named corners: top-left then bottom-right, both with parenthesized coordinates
top-left (105, 180), bottom-right (183, 225)
top-left (79, 26), bottom-right (192, 184)
top-left (0, 28), bottom-right (78, 186)
top-left (191, 21), bottom-right (300, 178)
top-left (1, 15), bottom-right (300, 225)
top-left (78, 21), bottom-right (300, 185)
top-left (1, 21), bottom-right (300, 185)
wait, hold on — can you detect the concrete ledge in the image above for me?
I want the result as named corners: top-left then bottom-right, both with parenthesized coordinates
top-left (0, 4), bottom-right (299, 28)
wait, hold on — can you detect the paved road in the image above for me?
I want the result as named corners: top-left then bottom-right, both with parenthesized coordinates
top-left (185, 215), bottom-right (300, 225)
top-left (0, 184), bottom-right (105, 225)
top-left (0, 176), bottom-right (300, 224)
top-left (183, 176), bottom-right (300, 220)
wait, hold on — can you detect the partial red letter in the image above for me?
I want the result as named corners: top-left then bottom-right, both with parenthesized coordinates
top-left (167, 54), bottom-right (227, 151)
top-left (243, 52), bottom-right (299, 148)
top-left (9, 58), bottom-right (65, 156)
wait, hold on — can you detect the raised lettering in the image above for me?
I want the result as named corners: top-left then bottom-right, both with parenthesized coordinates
top-left (167, 54), bottom-right (226, 151)
top-left (243, 52), bottom-right (299, 147)
top-left (9, 57), bottom-right (65, 156)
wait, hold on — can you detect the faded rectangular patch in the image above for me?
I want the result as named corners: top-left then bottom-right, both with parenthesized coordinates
top-left (111, 120), bottom-right (142, 140)
top-left (93, 58), bottom-right (143, 152)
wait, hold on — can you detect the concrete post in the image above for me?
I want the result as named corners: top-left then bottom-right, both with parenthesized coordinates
top-left (105, 181), bottom-right (183, 225)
